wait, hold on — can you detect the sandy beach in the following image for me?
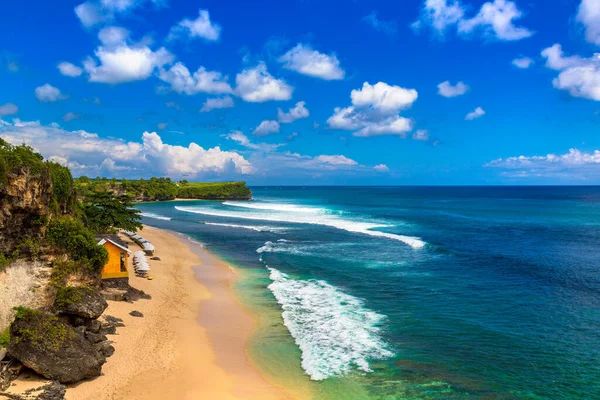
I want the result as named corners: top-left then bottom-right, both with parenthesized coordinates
top-left (4, 225), bottom-right (291, 400)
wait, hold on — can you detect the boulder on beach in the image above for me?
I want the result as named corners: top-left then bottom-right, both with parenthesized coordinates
top-left (7, 308), bottom-right (106, 383)
top-left (55, 286), bottom-right (108, 319)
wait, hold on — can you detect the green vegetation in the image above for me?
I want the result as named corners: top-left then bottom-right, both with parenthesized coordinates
top-left (49, 260), bottom-right (80, 288)
top-left (0, 138), bottom-right (45, 183)
top-left (0, 326), bottom-right (9, 347)
top-left (46, 216), bottom-right (108, 271)
top-left (80, 190), bottom-right (142, 234)
top-left (74, 176), bottom-right (252, 201)
top-left (12, 307), bottom-right (72, 352)
top-left (55, 286), bottom-right (92, 308)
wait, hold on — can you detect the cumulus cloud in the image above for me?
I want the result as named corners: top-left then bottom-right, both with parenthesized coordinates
top-left (512, 56), bottom-right (534, 69)
top-left (0, 118), bottom-right (252, 178)
top-left (327, 81), bottom-right (418, 137)
top-left (412, 129), bottom-right (430, 141)
top-left (253, 120), bottom-right (280, 136)
top-left (201, 96), bottom-right (234, 112)
top-left (486, 148), bottom-right (600, 179)
top-left (235, 63), bottom-right (293, 102)
top-left (98, 26), bottom-right (129, 46)
top-left (0, 103), bottom-right (18, 117)
top-left (541, 44), bottom-right (600, 101)
top-left (170, 9), bottom-right (221, 41)
top-left (83, 39), bottom-right (173, 84)
top-left (414, 0), bottom-right (533, 41)
top-left (465, 106), bottom-right (485, 120)
top-left (279, 44), bottom-right (345, 80)
top-left (158, 62), bottom-right (233, 95)
top-left (75, 2), bottom-right (107, 27)
top-left (363, 11), bottom-right (397, 35)
top-left (373, 164), bottom-right (390, 172)
top-left (278, 101), bottom-right (309, 123)
top-left (577, 0), bottom-right (600, 46)
top-left (35, 84), bottom-right (67, 102)
top-left (58, 62), bottom-right (83, 77)
top-left (437, 80), bottom-right (469, 97)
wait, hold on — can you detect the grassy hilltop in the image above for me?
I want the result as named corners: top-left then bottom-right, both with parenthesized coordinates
top-left (74, 177), bottom-right (252, 202)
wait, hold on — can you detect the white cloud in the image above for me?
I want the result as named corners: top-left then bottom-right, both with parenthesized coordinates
top-left (465, 106), bottom-right (485, 120)
top-left (577, 0), bottom-right (600, 46)
top-left (158, 62), bottom-right (232, 95)
top-left (0, 119), bottom-right (252, 178)
top-left (157, 122), bottom-right (168, 130)
top-left (201, 96), bottom-right (234, 112)
top-left (512, 57), bottom-right (534, 69)
top-left (351, 81), bottom-right (418, 113)
top-left (328, 81), bottom-right (418, 137)
top-left (35, 84), bottom-right (67, 102)
top-left (58, 62), bottom-right (83, 77)
top-left (363, 11), bottom-right (397, 35)
top-left (458, 0), bottom-right (533, 40)
top-left (75, 2), bottom-right (107, 27)
top-left (225, 131), bottom-right (284, 152)
top-left (253, 120), bottom-right (280, 136)
top-left (74, 0), bottom-right (161, 28)
top-left (278, 101), bottom-right (310, 123)
top-left (98, 26), bottom-right (129, 46)
top-left (413, 0), bottom-right (465, 35)
top-left (315, 155), bottom-right (357, 166)
top-left (373, 164), bottom-right (390, 172)
top-left (63, 112), bottom-right (81, 122)
top-left (486, 148), bottom-right (600, 179)
top-left (412, 129), bottom-right (430, 141)
top-left (170, 9), bottom-right (221, 41)
top-left (0, 103), bottom-right (18, 117)
top-left (437, 80), bottom-right (469, 97)
top-left (541, 44), bottom-right (600, 101)
top-left (84, 42), bottom-right (173, 84)
top-left (279, 44), bottom-right (345, 80)
top-left (235, 63), bottom-right (293, 102)
top-left (414, 0), bottom-right (532, 41)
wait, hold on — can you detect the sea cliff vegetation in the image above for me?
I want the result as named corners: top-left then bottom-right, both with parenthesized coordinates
top-left (74, 176), bottom-right (252, 201)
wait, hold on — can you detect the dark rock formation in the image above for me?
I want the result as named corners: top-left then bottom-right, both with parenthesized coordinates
top-left (129, 310), bottom-right (143, 317)
top-left (55, 287), bottom-right (108, 319)
top-left (7, 309), bottom-right (105, 383)
top-left (99, 315), bottom-right (124, 335)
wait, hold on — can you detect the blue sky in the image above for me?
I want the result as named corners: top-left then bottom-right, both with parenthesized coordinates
top-left (1, 0), bottom-right (599, 185)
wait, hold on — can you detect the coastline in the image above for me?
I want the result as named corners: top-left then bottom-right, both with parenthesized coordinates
top-left (50, 225), bottom-right (289, 399)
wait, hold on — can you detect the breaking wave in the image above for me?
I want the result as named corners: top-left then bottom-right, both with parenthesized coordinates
top-left (175, 206), bottom-right (425, 249)
top-left (266, 266), bottom-right (395, 380)
top-left (204, 222), bottom-right (288, 233)
top-left (140, 212), bottom-right (172, 221)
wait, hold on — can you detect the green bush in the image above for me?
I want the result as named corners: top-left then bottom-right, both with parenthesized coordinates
top-left (0, 254), bottom-right (11, 271)
top-left (46, 216), bottom-right (108, 270)
top-left (0, 327), bottom-right (9, 347)
top-left (12, 307), bottom-right (71, 352)
top-left (49, 260), bottom-right (80, 288)
top-left (55, 286), bottom-right (92, 308)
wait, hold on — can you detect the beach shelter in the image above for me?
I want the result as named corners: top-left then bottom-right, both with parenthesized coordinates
top-left (96, 235), bottom-right (131, 280)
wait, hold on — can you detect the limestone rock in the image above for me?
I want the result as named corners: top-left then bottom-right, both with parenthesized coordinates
top-left (7, 309), bottom-right (105, 383)
top-left (55, 287), bottom-right (108, 319)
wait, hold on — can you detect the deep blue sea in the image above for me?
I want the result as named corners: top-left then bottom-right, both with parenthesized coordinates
top-left (136, 186), bottom-right (600, 399)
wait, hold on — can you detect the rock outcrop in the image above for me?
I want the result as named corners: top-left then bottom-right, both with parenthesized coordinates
top-left (55, 287), bottom-right (108, 319)
top-left (7, 309), bottom-right (106, 383)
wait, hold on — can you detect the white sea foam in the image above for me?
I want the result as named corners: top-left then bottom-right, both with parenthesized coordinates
top-left (204, 222), bottom-right (288, 233)
top-left (175, 206), bottom-right (425, 249)
top-left (266, 266), bottom-right (394, 380)
top-left (223, 201), bottom-right (327, 214)
top-left (256, 240), bottom-right (304, 255)
top-left (141, 212), bottom-right (172, 221)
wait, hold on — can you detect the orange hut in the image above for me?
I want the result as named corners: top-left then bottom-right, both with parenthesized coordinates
top-left (96, 235), bottom-right (131, 280)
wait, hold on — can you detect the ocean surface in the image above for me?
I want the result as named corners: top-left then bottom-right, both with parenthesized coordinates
top-left (136, 186), bottom-right (600, 399)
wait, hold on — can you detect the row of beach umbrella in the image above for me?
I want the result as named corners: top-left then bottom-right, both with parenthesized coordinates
top-left (132, 250), bottom-right (151, 278)
top-left (123, 231), bottom-right (155, 255)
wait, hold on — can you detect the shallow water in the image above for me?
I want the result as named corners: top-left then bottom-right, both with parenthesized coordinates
top-left (137, 186), bottom-right (600, 399)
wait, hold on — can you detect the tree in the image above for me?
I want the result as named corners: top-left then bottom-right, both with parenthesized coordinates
top-left (81, 190), bottom-right (142, 234)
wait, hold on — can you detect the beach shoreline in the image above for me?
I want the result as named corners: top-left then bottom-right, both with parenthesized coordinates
top-left (7, 225), bottom-right (291, 399)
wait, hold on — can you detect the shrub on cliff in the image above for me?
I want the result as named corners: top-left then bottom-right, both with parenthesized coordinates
top-left (46, 216), bottom-right (108, 270)
top-left (81, 190), bottom-right (142, 233)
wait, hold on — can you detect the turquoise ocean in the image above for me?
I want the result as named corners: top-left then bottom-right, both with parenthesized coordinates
top-left (136, 186), bottom-right (600, 399)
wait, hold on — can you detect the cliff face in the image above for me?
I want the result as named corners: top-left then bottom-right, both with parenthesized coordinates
top-left (0, 167), bottom-right (53, 254)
